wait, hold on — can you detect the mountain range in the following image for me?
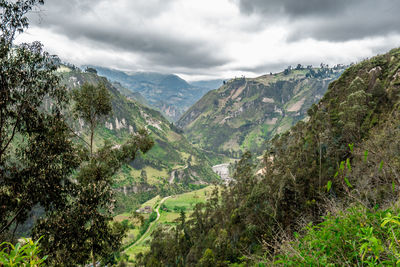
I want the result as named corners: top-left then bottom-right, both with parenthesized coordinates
top-left (58, 65), bottom-right (219, 197)
top-left (84, 66), bottom-right (224, 121)
top-left (177, 65), bottom-right (347, 157)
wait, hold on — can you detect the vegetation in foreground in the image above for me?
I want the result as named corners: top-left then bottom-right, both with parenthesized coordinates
top-left (272, 205), bottom-right (400, 266)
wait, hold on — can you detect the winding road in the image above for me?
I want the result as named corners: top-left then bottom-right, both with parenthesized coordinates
top-left (123, 196), bottom-right (171, 252)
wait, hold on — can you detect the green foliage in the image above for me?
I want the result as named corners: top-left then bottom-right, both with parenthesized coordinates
top-left (0, 0), bottom-right (80, 243)
top-left (0, 5), bottom-right (155, 263)
top-left (197, 248), bottom-right (216, 267)
top-left (273, 206), bottom-right (400, 266)
top-left (33, 128), bottom-right (154, 265)
top-left (72, 82), bottom-right (112, 155)
top-left (173, 205), bottom-right (187, 212)
top-left (141, 48), bottom-right (400, 266)
top-left (0, 237), bottom-right (47, 266)
top-left (72, 82), bottom-right (112, 127)
top-left (136, 211), bottom-right (157, 237)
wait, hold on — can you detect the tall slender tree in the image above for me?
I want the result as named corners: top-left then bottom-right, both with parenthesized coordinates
top-left (72, 82), bottom-right (112, 156)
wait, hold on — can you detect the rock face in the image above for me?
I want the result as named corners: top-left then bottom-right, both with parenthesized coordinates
top-left (212, 163), bottom-right (233, 185)
top-left (212, 163), bottom-right (230, 180)
top-left (177, 67), bottom-right (346, 157)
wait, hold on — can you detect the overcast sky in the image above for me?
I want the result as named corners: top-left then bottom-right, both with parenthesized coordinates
top-left (16, 0), bottom-right (400, 81)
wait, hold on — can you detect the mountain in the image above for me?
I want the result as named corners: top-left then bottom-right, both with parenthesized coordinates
top-left (84, 66), bottom-right (212, 121)
top-left (177, 66), bottom-right (346, 157)
top-left (57, 65), bottom-right (219, 195)
top-left (189, 79), bottom-right (225, 90)
top-left (111, 81), bottom-right (150, 107)
top-left (141, 47), bottom-right (400, 267)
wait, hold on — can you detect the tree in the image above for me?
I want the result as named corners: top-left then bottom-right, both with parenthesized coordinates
top-left (0, 0), bottom-right (79, 242)
top-left (197, 248), bottom-right (216, 267)
top-left (34, 81), bottom-right (154, 265)
top-left (1, 1), bottom-right (155, 265)
top-left (72, 82), bottom-right (112, 156)
top-left (85, 67), bottom-right (98, 74)
top-left (140, 169), bottom-right (148, 184)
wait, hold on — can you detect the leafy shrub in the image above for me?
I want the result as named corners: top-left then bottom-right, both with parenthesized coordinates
top-left (273, 206), bottom-right (400, 266)
top-left (121, 219), bottom-right (135, 230)
top-left (0, 237), bottom-right (47, 266)
top-left (173, 206), bottom-right (187, 212)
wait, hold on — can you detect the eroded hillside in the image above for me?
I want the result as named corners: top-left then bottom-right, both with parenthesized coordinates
top-left (177, 66), bottom-right (346, 156)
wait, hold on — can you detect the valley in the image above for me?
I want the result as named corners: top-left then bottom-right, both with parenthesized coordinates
top-left (60, 66), bottom-right (220, 185)
top-left (88, 66), bottom-right (223, 121)
top-left (3, 1), bottom-right (400, 266)
top-left (116, 186), bottom-right (217, 263)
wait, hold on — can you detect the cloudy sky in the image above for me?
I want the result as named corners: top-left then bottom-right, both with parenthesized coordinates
top-left (17, 0), bottom-right (400, 81)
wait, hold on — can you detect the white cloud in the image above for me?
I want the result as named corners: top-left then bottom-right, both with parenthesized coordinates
top-left (16, 0), bottom-right (400, 81)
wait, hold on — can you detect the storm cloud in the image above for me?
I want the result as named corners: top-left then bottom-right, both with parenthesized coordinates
top-left (235, 0), bottom-right (400, 41)
top-left (15, 0), bottom-right (400, 80)
top-left (29, 0), bottom-right (228, 69)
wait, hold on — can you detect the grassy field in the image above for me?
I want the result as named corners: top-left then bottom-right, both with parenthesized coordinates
top-left (162, 186), bottom-right (214, 213)
top-left (121, 186), bottom-right (218, 263)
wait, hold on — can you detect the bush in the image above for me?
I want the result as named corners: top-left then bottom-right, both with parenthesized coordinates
top-left (0, 237), bottom-right (47, 266)
top-left (273, 205), bottom-right (400, 266)
top-left (173, 206), bottom-right (187, 212)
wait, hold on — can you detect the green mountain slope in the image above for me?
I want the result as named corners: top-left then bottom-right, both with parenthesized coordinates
top-left (141, 47), bottom-right (400, 267)
top-left (177, 66), bottom-right (346, 156)
top-left (58, 66), bottom-right (219, 191)
top-left (85, 66), bottom-right (212, 121)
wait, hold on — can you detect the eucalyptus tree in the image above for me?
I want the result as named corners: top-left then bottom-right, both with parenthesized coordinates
top-left (0, 0), bottom-right (78, 241)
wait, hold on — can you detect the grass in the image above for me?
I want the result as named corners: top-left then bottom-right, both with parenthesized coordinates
top-left (140, 195), bottom-right (160, 209)
top-left (125, 245), bottom-right (149, 262)
top-left (241, 128), bottom-right (262, 151)
top-left (121, 186), bottom-right (217, 262)
top-left (158, 211), bottom-right (181, 224)
top-left (163, 186), bottom-right (214, 212)
top-left (129, 166), bottom-right (169, 185)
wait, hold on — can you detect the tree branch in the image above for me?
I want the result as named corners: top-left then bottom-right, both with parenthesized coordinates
top-left (0, 115), bottom-right (20, 157)
top-left (0, 207), bottom-right (24, 235)
top-left (66, 123), bottom-right (90, 148)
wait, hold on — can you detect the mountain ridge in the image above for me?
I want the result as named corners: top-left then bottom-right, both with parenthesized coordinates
top-left (177, 66), bottom-right (347, 156)
top-left (84, 65), bottom-right (214, 121)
